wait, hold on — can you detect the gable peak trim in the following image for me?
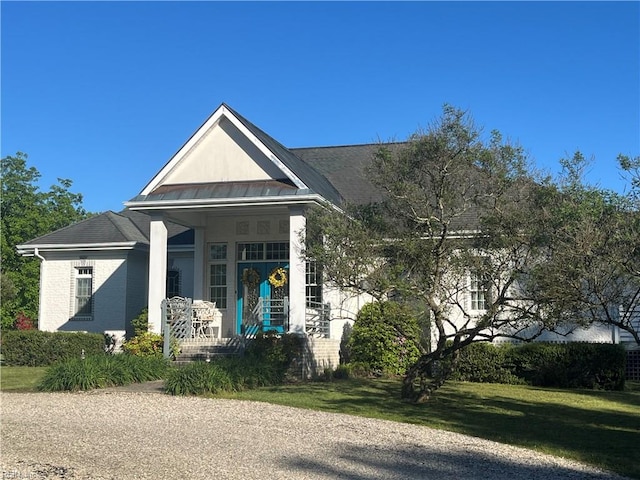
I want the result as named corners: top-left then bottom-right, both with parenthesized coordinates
top-left (140, 104), bottom-right (308, 196)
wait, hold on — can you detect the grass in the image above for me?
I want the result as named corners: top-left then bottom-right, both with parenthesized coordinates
top-left (219, 378), bottom-right (640, 479)
top-left (2, 366), bottom-right (638, 478)
top-left (0, 366), bottom-right (48, 391)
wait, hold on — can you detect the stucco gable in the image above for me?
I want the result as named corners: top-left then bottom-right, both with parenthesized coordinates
top-left (131, 104), bottom-right (342, 207)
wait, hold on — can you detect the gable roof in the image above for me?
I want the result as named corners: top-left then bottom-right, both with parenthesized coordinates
top-left (127, 104), bottom-right (342, 208)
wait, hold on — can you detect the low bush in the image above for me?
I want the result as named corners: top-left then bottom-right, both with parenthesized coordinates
top-left (1, 330), bottom-right (105, 366)
top-left (164, 361), bottom-right (233, 395)
top-left (448, 341), bottom-right (626, 390)
top-left (121, 332), bottom-right (163, 357)
top-left (164, 356), bottom-right (289, 395)
top-left (38, 354), bottom-right (169, 392)
top-left (166, 332), bottom-right (304, 395)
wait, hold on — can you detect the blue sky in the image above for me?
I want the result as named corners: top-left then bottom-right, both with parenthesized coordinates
top-left (2, 1), bottom-right (639, 213)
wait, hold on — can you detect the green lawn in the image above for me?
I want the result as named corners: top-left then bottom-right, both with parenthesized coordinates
top-left (0, 366), bottom-right (48, 391)
top-left (220, 379), bottom-right (640, 479)
top-left (2, 366), bottom-right (639, 478)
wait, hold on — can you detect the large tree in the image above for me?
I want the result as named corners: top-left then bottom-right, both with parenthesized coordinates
top-left (1, 152), bottom-right (88, 329)
top-left (307, 106), bottom-right (638, 402)
top-left (525, 152), bottom-right (640, 344)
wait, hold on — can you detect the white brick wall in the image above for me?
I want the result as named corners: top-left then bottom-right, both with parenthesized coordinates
top-left (38, 252), bottom-right (130, 334)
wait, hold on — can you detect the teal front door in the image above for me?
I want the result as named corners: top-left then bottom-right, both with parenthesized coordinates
top-left (237, 262), bottom-right (289, 334)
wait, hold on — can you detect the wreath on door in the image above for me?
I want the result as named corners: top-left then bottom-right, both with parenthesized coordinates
top-left (242, 268), bottom-right (260, 289)
top-left (268, 267), bottom-right (287, 288)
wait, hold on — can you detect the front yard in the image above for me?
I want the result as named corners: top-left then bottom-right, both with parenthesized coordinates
top-left (1, 366), bottom-right (638, 479)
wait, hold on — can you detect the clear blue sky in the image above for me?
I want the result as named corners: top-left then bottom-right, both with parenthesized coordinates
top-left (2, 1), bottom-right (639, 213)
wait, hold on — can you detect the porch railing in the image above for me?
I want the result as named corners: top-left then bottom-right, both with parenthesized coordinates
top-left (246, 297), bottom-right (289, 332)
top-left (242, 297), bottom-right (331, 339)
top-left (305, 301), bottom-right (331, 338)
top-left (162, 296), bottom-right (192, 358)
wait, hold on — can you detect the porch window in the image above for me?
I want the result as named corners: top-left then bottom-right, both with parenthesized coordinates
top-left (209, 243), bottom-right (228, 309)
top-left (470, 271), bottom-right (489, 311)
top-left (306, 261), bottom-right (322, 306)
top-left (167, 269), bottom-right (181, 298)
top-left (74, 267), bottom-right (93, 318)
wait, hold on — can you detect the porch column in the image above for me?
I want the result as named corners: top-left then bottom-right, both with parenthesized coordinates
top-left (288, 206), bottom-right (306, 334)
top-left (148, 215), bottom-right (168, 334)
top-left (193, 227), bottom-right (205, 300)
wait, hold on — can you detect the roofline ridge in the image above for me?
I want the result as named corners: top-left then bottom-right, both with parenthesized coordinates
top-left (117, 209), bottom-right (151, 241)
top-left (291, 141), bottom-right (407, 150)
top-left (106, 211), bottom-right (144, 242)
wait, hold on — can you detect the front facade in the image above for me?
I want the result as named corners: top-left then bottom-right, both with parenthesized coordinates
top-left (18, 103), bottom-right (639, 364)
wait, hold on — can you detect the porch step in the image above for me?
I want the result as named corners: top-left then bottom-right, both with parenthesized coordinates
top-left (173, 338), bottom-right (244, 363)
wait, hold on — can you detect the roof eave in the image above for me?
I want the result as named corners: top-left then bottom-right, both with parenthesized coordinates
top-left (124, 194), bottom-right (331, 211)
top-left (17, 242), bottom-right (146, 255)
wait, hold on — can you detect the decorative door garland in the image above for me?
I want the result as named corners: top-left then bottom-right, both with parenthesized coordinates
top-left (268, 267), bottom-right (287, 288)
top-left (242, 268), bottom-right (260, 289)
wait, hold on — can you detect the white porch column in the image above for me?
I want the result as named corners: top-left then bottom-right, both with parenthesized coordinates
top-left (193, 227), bottom-right (205, 300)
top-left (148, 215), bottom-right (168, 334)
top-left (288, 206), bottom-right (306, 334)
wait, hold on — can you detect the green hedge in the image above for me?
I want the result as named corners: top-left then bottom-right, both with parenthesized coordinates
top-left (0, 330), bottom-right (105, 366)
top-left (451, 342), bottom-right (626, 390)
top-left (449, 342), bottom-right (523, 385)
top-left (509, 342), bottom-right (626, 390)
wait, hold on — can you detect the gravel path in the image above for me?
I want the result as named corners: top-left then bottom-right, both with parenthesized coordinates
top-left (1, 389), bottom-right (628, 480)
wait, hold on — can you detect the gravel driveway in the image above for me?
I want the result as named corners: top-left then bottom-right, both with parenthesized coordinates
top-left (1, 389), bottom-right (628, 480)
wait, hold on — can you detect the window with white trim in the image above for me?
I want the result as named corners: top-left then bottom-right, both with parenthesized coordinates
top-left (306, 261), bottom-right (322, 306)
top-left (209, 243), bottom-right (227, 308)
top-left (469, 271), bottom-right (489, 311)
top-left (74, 267), bottom-right (93, 318)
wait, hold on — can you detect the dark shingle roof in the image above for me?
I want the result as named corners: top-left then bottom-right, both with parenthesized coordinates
top-left (19, 210), bottom-right (191, 248)
top-left (290, 143), bottom-right (404, 206)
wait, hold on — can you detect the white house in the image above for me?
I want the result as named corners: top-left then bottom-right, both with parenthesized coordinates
top-left (17, 103), bottom-right (638, 369)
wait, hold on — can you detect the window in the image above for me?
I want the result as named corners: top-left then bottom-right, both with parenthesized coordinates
top-left (266, 242), bottom-right (289, 260)
top-left (167, 269), bottom-right (181, 298)
top-left (75, 267), bottom-right (93, 318)
top-left (237, 243), bottom-right (263, 261)
top-left (209, 243), bottom-right (227, 308)
top-left (470, 272), bottom-right (489, 311)
top-left (237, 242), bottom-right (289, 261)
top-left (306, 261), bottom-right (322, 306)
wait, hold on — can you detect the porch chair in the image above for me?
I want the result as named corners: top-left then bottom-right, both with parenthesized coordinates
top-left (192, 300), bottom-right (222, 339)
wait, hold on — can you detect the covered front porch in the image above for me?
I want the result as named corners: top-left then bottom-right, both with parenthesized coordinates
top-left (123, 104), bottom-right (342, 342)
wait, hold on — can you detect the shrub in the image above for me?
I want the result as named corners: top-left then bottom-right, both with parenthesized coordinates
top-left (164, 361), bottom-right (234, 395)
top-left (165, 334), bottom-right (304, 396)
top-left (131, 308), bottom-right (149, 336)
top-left (245, 331), bottom-right (303, 369)
top-left (121, 332), bottom-right (163, 357)
top-left (449, 342), bottom-right (523, 385)
top-left (347, 301), bottom-right (421, 376)
top-left (38, 354), bottom-right (169, 392)
top-left (0, 330), bottom-right (104, 366)
top-left (508, 342), bottom-right (626, 390)
top-left (446, 341), bottom-right (626, 391)
top-left (14, 312), bottom-right (35, 330)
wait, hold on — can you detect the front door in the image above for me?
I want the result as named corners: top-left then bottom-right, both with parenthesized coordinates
top-left (237, 262), bottom-right (289, 334)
